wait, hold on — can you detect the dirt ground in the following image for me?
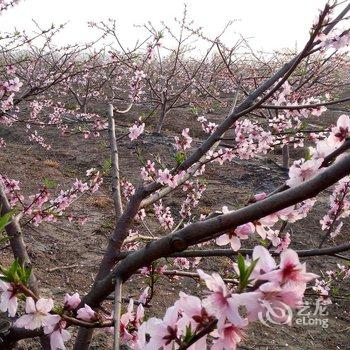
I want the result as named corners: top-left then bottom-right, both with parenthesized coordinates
top-left (1, 103), bottom-right (350, 350)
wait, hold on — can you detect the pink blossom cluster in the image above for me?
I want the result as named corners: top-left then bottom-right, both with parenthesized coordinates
top-left (216, 198), bottom-right (316, 252)
top-left (0, 286), bottom-right (100, 349)
top-left (312, 263), bottom-right (350, 305)
top-left (154, 199), bottom-right (174, 230)
top-left (174, 128), bottom-right (193, 151)
top-left (140, 160), bottom-right (157, 182)
top-left (320, 176), bottom-right (350, 238)
top-left (129, 69), bottom-right (146, 102)
top-left (197, 115), bottom-right (218, 134)
top-left (131, 246), bottom-right (317, 349)
top-left (317, 29), bottom-right (350, 50)
top-left (180, 180), bottom-right (206, 218)
top-left (234, 119), bottom-right (274, 158)
top-left (173, 257), bottom-right (190, 270)
top-left (0, 75), bottom-right (22, 115)
top-left (0, 175), bottom-right (23, 205)
top-left (28, 129), bottom-right (52, 150)
top-left (0, 290), bottom-right (73, 350)
top-left (157, 168), bottom-right (185, 188)
top-left (206, 147), bottom-right (234, 165)
top-left (0, 168), bottom-right (102, 226)
top-left (287, 114), bottom-right (350, 188)
top-left (121, 179), bottom-right (136, 199)
top-left (129, 122), bottom-right (145, 141)
top-left (28, 169), bottom-right (102, 226)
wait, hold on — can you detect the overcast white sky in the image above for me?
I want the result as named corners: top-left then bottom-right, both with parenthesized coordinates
top-left (0, 0), bottom-right (332, 51)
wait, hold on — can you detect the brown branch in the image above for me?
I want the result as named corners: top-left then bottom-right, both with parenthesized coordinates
top-left (108, 103), bottom-right (123, 218)
top-left (162, 269), bottom-right (237, 284)
top-left (116, 242), bottom-right (350, 260)
top-left (260, 96), bottom-right (350, 110)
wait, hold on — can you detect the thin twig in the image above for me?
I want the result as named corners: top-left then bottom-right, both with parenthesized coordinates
top-left (113, 277), bottom-right (123, 350)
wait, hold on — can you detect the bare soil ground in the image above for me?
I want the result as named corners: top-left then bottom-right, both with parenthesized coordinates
top-left (1, 104), bottom-right (350, 349)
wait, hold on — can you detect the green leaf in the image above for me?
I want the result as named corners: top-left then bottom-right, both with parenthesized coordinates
top-left (102, 157), bottom-right (112, 175)
top-left (0, 259), bottom-right (32, 285)
top-left (182, 325), bottom-right (193, 344)
top-left (237, 254), bottom-right (246, 280)
top-left (245, 258), bottom-right (260, 285)
top-left (175, 151), bottom-right (186, 165)
top-left (259, 239), bottom-right (269, 247)
top-left (237, 254), bottom-right (260, 292)
top-left (305, 147), bottom-right (312, 161)
top-left (0, 210), bottom-right (14, 232)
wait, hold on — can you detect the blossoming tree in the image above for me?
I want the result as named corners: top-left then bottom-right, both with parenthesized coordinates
top-left (1, 1), bottom-right (350, 349)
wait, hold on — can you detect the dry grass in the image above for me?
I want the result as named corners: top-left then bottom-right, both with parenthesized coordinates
top-left (200, 206), bottom-right (213, 215)
top-left (43, 159), bottom-right (60, 168)
top-left (86, 195), bottom-right (112, 209)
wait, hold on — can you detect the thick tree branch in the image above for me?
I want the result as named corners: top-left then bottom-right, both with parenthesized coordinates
top-left (82, 153), bottom-right (350, 306)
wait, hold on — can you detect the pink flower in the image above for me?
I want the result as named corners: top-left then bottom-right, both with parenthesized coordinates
top-left (254, 192), bottom-right (267, 201)
top-left (260, 282), bottom-right (304, 314)
top-left (117, 299), bottom-right (135, 343)
top-left (174, 258), bottom-right (190, 270)
top-left (238, 282), bottom-right (303, 323)
top-left (129, 123), bottom-right (145, 141)
top-left (174, 128), bottom-right (193, 150)
top-left (197, 116), bottom-right (218, 134)
top-left (250, 245), bottom-right (276, 280)
top-left (253, 214), bottom-right (279, 239)
top-left (266, 229), bottom-right (281, 247)
top-left (63, 292), bottom-right (81, 310)
top-left (331, 114), bottom-right (350, 143)
top-left (86, 168), bottom-right (96, 176)
top-left (275, 233), bottom-right (291, 253)
top-left (44, 319), bottom-right (71, 350)
top-left (211, 323), bottom-right (246, 350)
top-left (6, 65), bottom-right (16, 75)
top-left (77, 304), bottom-right (96, 321)
top-left (310, 139), bottom-right (336, 159)
top-left (313, 279), bottom-right (332, 305)
top-left (286, 158), bottom-right (323, 187)
top-left (140, 266), bottom-right (151, 275)
top-left (197, 270), bottom-right (246, 328)
top-left (73, 179), bottom-right (88, 192)
top-left (216, 223), bottom-right (254, 251)
top-left (176, 292), bottom-right (202, 318)
top-left (138, 287), bottom-right (149, 305)
top-left (141, 160), bottom-right (156, 181)
top-left (259, 249), bottom-right (318, 285)
top-left (0, 280), bottom-right (18, 317)
top-left (15, 298), bottom-right (60, 330)
top-left (157, 168), bottom-right (179, 188)
top-left (144, 305), bottom-right (180, 349)
top-left (133, 323), bottom-right (148, 350)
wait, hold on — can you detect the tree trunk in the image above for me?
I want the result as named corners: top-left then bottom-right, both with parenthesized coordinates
top-left (108, 103), bottom-right (123, 218)
top-left (0, 187), bottom-right (51, 349)
top-left (155, 104), bottom-right (168, 134)
top-left (282, 144), bottom-right (290, 169)
top-left (74, 103), bottom-right (125, 350)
